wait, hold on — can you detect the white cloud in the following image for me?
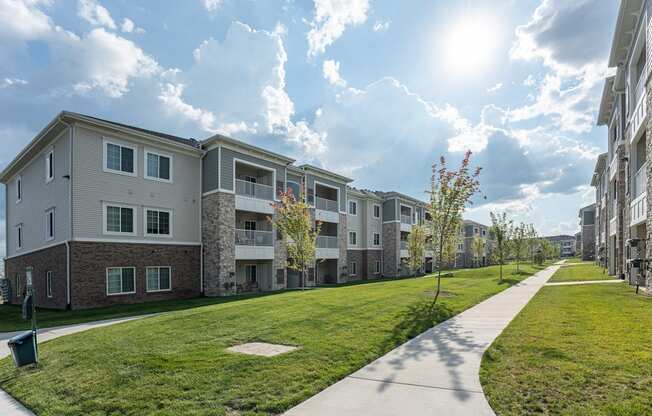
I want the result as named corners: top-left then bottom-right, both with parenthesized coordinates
top-left (77, 0), bottom-right (116, 30)
top-left (121, 18), bottom-right (145, 34)
top-left (0, 0), bottom-right (52, 41)
top-left (322, 59), bottom-right (346, 87)
top-left (373, 20), bottom-right (390, 32)
top-left (306, 0), bottom-right (370, 58)
top-left (523, 74), bottom-right (536, 86)
top-left (1, 78), bottom-right (28, 88)
top-left (202, 0), bottom-right (222, 12)
top-left (486, 82), bottom-right (503, 93)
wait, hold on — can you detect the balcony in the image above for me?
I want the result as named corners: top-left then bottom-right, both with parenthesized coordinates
top-left (314, 183), bottom-right (340, 223)
top-left (315, 196), bottom-right (338, 212)
top-left (609, 156), bottom-right (618, 181)
top-left (316, 228), bottom-right (339, 258)
top-left (235, 229), bottom-right (274, 260)
top-left (400, 213), bottom-right (412, 232)
top-left (630, 65), bottom-right (648, 143)
top-left (400, 240), bottom-right (408, 250)
top-left (317, 235), bottom-right (338, 249)
top-left (631, 163), bottom-right (648, 227)
top-left (236, 179), bottom-right (274, 200)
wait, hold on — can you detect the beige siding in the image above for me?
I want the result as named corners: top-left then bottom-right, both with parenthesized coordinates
top-left (6, 129), bottom-right (71, 258)
top-left (72, 125), bottom-right (201, 243)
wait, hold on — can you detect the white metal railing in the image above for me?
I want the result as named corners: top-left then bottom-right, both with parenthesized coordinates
top-left (235, 179), bottom-right (274, 200)
top-left (400, 240), bottom-right (408, 250)
top-left (400, 215), bottom-right (412, 225)
top-left (634, 162), bottom-right (648, 198)
top-left (315, 196), bottom-right (339, 212)
top-left (609, 155), bottom-right (618, 181)
top-left (235, 229), bottom-right (273, 246)
top-left (317, 235), bottom-right (338, 249)
top-left (634, 63), bottom-right (648, 105)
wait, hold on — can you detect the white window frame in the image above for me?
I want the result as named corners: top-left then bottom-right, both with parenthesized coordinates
top-left (103, 202), bottom-right (137, 236)
top-left (373, 232), bottom-right (381, 246)
top-left (350, 261), bottom-right (357, 276)
top-left (375, 261), bottom-right (381, 274)
top-left (103, 138), bottom-right (138, 177)
top-left (349, 231), bottom-right (357, 246)
top-left (106, 267), bottom-right (136, 296)
top-left (16, 224), bottom-right (23, 250)
top-left (144, 207), bottom-right (173, 238)
top-left (146, 266), bottom-right (172, 293)
top-left (144, 148), bottom-right (174, 183)
top-left (45, 208), bottom-right (55, 241)
top-left (46, 271), bottom-right (53, 298)
top-left (348, 200), bottom-right (358, 216)
top-left (45, 149), bottom-right (54, 183)
top-left (373, 204), bottom-right (381, 219)
top-left (16, 175), bottom-right (22, 204)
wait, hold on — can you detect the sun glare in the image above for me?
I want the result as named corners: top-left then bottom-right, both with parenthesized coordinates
top-left (442, 15), bottom-right (499, 75)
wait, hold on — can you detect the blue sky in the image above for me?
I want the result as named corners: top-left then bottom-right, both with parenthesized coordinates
top-left (0, 0), bottom-right (618, 258)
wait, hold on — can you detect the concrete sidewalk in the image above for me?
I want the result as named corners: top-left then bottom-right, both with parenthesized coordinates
top-left (285, 265), bottom-right (559, 416)
top-left (0, 314), bottom-right (156, 415)
top-left (545, 279), bottom-right (623, 286)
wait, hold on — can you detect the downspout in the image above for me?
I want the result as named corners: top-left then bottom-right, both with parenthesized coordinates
top-left (60, 117), bottom-right (73, 309)
top-left (199, 151), bottom-right (204, 295)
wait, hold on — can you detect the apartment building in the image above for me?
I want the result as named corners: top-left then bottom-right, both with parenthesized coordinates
top-left (595, 0), bottom-right (652, 291)
top-left (591, 153), bottom-right (608, 267)
top-left (578, 204), bottom-right (596, 261)
top-left (346, 187), bottom-right (384, 281)
top-left (458, 220), bottom-right (493, 268)
top-left (543, 235), bottom-right (576, 258)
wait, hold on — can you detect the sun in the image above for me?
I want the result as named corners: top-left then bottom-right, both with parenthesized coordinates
top-left (442, 15), bottom-right (499, 75)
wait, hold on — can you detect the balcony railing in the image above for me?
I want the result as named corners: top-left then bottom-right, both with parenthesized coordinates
top-left (317, 235), bottom-right (338, 249)
top-left (235, 229), bottom-right (273, 246)
top-left (633, 162), bottom-right (648, 198)
top-left (315, 196), bottom-right (339, 212)
top-left (400, 240), bottom-right (408, 250)
top-left (400, 215), bottom-right (412, 225)
top-left (235, 179), bottom-right (274, 200)
top-left (634, 63), bottom-right (648, 106)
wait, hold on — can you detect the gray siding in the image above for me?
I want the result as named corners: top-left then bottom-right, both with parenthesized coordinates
top-left (219, 147), bottom-right (286, 193)
top-left (6, 130), bottom-right (72, 257)
top-left (306, 173), bottom-right (346, 211)
top-left (72, 125), bottom-right (201, 243)
top-left (346, 195), bottom-right (363, 248)
top-left (202, 148), bottom-right (219, 193)
top-left (383, 199), bottom-right (396, 221)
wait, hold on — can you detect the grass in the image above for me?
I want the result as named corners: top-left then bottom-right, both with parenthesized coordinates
top-left (549, 261), bottom-right (613, 283)
top-left (480, 283), bottom-right (652, 416)
top-left (0, 263), bottom-right (544, 416)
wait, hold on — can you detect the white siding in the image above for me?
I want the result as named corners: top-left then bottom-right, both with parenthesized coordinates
top-left (5, 130), bottom-right (71, 257)
top-left (72, 125), bottom-right (201, 244)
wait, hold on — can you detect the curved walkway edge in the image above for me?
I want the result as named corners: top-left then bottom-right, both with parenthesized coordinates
top-left (285, 264), bottom-right (560, 416)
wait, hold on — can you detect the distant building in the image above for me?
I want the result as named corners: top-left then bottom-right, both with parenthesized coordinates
top-left (578, 204), bottom-right (596, 260)
top-left (543, 235), bottom-right (577, 258)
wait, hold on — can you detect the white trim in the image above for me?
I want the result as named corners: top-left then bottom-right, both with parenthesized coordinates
top-left (106, 266), bottom-right (136, 296)
top-left (45, 148), bottom-right (54, 183)
top-left (347, 247), bottom-right (383, 251)
top-left (373, 232), bottom-right (381, 247)
top-left (15, 175), bottom-right (22, 204)
top-left (314, 179), bottom-right (341, 211)
top-left (144, 148), bottom-right (174, 184)
top-left (348, 231), bottom-right (357, 246)
top-left (146, 266), bottom-right (172, 293)
top-left (348, 199), bottom-right (358, 216)
top-left (205, 139), bottom-right (294, 166)
top-left (46, 270), bottom-right (53, 298)
top-left (73, 237), bottom-right (201, 245)
top-left (383, 220), bottom-right (401, 224)
top-left (233, 157), bottom-right (278, 201)
top-left (4, 240), bottom-right (68, 260)
top-left (201, 188), bottom-right (237, 197)
top-left (143, 207), bottom-right (174, 238)
top-left (45, 207), bottom-right (55, 241)
top-left (102, 137), bottom-right (138, 177)
top-left (102, 202), bottom-right (138, 236)
top-left (373, 203), bottom-right (381, 219)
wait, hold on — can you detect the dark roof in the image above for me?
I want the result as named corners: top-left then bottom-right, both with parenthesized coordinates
top-left (64, 111), bottom-right (200, 148)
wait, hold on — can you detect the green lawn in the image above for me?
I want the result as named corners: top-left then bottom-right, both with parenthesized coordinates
top-left (549, 262), bottom-right (613, 283)
top-left (480, 284), bottom-right (652, 416)
top-left (0, 264), bottom-right (543, 416)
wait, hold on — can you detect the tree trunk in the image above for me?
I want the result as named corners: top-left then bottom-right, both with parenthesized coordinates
top-left (499, 258), bottom-right (503, 283)
top-left (433, 235), bottom-right (444, 305)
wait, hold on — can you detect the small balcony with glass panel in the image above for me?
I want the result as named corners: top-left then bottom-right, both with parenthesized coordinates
top-left (234, 212), bottom-right (274, 260)
top-left (316, 221), bottom-right (339, 259)
top-left (234, 161), bottom-right (277, 214)
top-left (314, 182), bottom-right (340, 223)
top-left (400, 205), bottom-right (413, 232)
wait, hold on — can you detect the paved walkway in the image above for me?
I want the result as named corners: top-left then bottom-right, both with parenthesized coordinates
top-left (285, 265), bottom-right (560, 416)
top-left (0, 314), bottom-right (156, 416)
top-left (545, 279), bottom-right (623, 286)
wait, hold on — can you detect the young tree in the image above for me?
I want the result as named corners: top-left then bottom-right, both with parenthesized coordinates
top-left (525, 224), bottom-right (538, 263)
top-left (269, 189), bottom-right (321, 289)
top-left (426, 151), bottom-right (481, 304)
top-left (489, 212), bottom-right (513, 283)
top-left (407, 224), bottom-right (427, 275)
top-left (472, 235), bottom-right (485, 267)
top-left (511, 222), bottom-right (528, 273)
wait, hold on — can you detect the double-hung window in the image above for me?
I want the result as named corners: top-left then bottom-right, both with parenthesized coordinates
top-left (373, 204), bottom-right (380, 219)
top-left (349, 231), bottom-right (357, 245)
top-left (145, 150), bottom-right (172, 182)
top-left (45, 208), bottom-right (55, 241)
top-left (348, 200), bottom-right (357, 215)
top-left (104, 204), bottom-right (136, 235)
top-left (245, 264), bottom-right (257, 283)
top-left (16, 224), bottom-right (23, 250)
top-left (45, 150), bottom-right (54, 183)
top-left (145, 208), bottom-right (171, 236)
top-left (104, 140), bottom-right (136, 176)
top-left (107, 267), bottom-right (136, 295)
top-left (146, 266), bottom-right (171, 292)
top-left (46, 271), bottom-right (53, 298)
top-left (373, 233), bottom-right (381, 246)
top-left (16, 176), bottom-right (22, 203)
top-left (375, 261), bottom-right (381, 274)
top-left (350, 262), bottom-right (357, 276)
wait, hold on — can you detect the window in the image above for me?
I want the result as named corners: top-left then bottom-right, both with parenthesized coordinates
top-left (245, 264), bottom-right (257, 283)
top-left (106, 267), bottom-right (136, 295)
top-left (46, 271), bottom-right (53, 298)
top-left (104, 140), bottom-right (136, 176)
top-left (375, 261), bottom-right (381, 274)
top-left (350, 262), bottom-right (357, 276)
top-left (244, 220), bottom-right (257, 231)
top-left (146, 267), bottom-right (171, 292)
top-left (104, 204), bottom-right (136, 235)
top-left (16, 176), bottom-right (22, 203)
top-left (373, 233), bottom-right (381, 246)
top-left (145, 209), bottom-right (171, 236)
top-left (16, 224), bottom-right (22, 249)
top-left (349, 231), bottom-right (357, 245)
top-left (45, 208), bottom-right (55, 241)
top-left (45, 150), bottom-right (54, 182)
top-left (145, 150), bottom-right (172, 182)
top-left (348, 200), bottom-right (357, 215)
top-left (16, 274), bottom-right (22, 298)
top-left (373, 204), bottom-right (380, 219)
top-left (287, 181), bottom-right (301, 199)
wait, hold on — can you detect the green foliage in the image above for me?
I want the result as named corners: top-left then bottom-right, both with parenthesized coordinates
top-left (407, 224), bottom-right (427, 274)
top-left (489, 212), bottom-right (513, 282)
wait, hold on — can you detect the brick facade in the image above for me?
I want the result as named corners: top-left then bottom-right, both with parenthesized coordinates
top-left (382, 222), bottom-right (399, 277)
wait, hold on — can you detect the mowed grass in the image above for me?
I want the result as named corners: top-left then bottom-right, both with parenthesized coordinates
top-left (480, 284), bottom-right (652, 416)
top-left (0, 264), bottom-right (543, 416)
top-left (549, 262), bottom-right (613, 283)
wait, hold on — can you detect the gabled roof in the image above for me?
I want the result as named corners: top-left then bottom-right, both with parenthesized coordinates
top-left (376, 191), bottom-right (427, 206)
top-left (203, 134), bottom-right (295, 165)
top-left (608, 0), bottom-right (644, 68)
top-left (597, 76), bottom-right (616, 126)
top-left (299, 164), bottom-right (353, 183)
